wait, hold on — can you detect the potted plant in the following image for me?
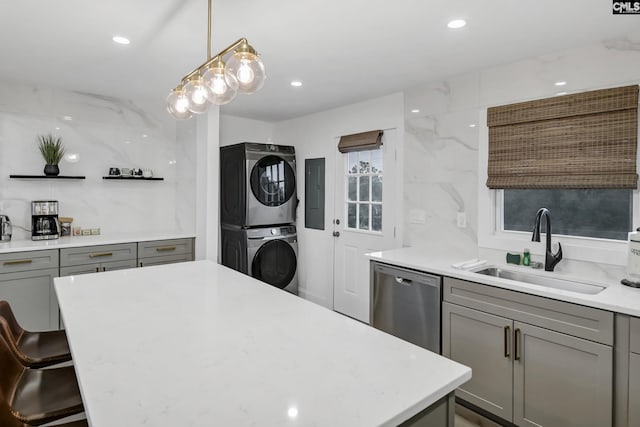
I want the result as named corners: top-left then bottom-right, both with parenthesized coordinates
top-left (37, 134), bottom-right (65, 176)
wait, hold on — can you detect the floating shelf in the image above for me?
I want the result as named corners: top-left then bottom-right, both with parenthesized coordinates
top-left (102, 176), bottom-right (164, 181)
top-left (10, 175), bottom-right (86, 179)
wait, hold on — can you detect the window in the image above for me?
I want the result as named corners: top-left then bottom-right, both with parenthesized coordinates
top-left (502, 189), bottom-right (632, 241)
top-left (346, 149), bottom-right (383, 232)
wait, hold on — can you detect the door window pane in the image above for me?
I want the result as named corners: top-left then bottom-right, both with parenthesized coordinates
top-left (359, 151), bottom-right (371, 174)
top-left (372, 176), bottom-right (382, 202)
top-left (371, 150), bottom-right (383, 173)
top-left (359, 176), bottom-right (370, 201)
top-left (359, 204), bottom-right (370, 230)
top-left (347, 203), bottom-right (357, 228)
top-left (503, 189), bottom-right (632, 240)
top-left (348, 152), bottom-right (358, 174)
top-left (348, 177), bottom-right (357, 201)
top-left (372, 204), bottom-right (382, 231)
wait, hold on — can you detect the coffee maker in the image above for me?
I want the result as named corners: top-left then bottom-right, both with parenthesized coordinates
top-left (622, 229), bottom-right (640, 288)
top-left (31, 201), bottom-right (60, 241)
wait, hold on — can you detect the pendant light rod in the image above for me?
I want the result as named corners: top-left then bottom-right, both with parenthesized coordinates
top-left (180, 37), bottom-right (249, 83)
top-left (207, 0), bottom-right (212, 60)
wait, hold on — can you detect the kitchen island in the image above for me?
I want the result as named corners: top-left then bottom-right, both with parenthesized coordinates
top-left (54, 260), bottom-right (470, 427)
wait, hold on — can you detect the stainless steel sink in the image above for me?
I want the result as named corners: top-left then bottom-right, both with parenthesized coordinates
top-left (472, 267), bottom-right (605, 295)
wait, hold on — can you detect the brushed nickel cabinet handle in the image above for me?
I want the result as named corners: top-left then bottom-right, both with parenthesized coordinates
top-left (504, 325), bottom-right (511, 358)
top-left (515, 328), bottom-right (521, 361)
top-left (3, 259), bottom-right (33, 266)
top-left (155, 246), bottom-right (177, 252)
top-left (89, 252), bottom-right (113, 258)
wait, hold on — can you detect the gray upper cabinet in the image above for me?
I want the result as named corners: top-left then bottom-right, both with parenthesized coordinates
top-left (443, 277), bottom-right (613, 427)
top-left (0, 250), bottom-right (59, 331)
top-left (137, 238), bottom-right (194, 267)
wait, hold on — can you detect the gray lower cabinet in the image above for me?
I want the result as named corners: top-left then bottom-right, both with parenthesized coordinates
top-left (0, 250), bottom-right (59, 331)
top-left (443, 277), bottom-right (613, 427)
top-left (60, 243), bottom-right (138, 276)
top-left (629, 352), bottom-right (640, 426)
top-left (137, 238), bottom-right (194, 267)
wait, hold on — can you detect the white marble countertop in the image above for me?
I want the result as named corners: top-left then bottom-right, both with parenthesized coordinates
top-left (54, 260), bottom-right (471, 427)
top-left (368, 247), bottom-right (640, 317)
top-left (0, 232), bottom-right (195, 254)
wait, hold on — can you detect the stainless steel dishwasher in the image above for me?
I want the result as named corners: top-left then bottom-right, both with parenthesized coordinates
top-left (371, 261), bottom-right (441, 353)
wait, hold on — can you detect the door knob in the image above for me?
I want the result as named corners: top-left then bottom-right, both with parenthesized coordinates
top-left (335, 219), bottom-right (340, 225)
top-left (333, 231), bottom-right (340, 237)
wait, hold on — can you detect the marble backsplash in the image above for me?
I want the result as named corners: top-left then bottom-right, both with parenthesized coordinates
top-left (403, 36), bottom-right (640, 279)
top-left (0, 81), bottom-right (193, 239)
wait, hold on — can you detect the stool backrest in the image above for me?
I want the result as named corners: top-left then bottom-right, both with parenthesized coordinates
top-left (0, 301), bottom-right (24, 341)
top-left (0, 334), bottom-right (26, 427)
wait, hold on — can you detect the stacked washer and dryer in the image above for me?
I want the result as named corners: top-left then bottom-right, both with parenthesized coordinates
top-left (220, 143), bottom-right (298, 294)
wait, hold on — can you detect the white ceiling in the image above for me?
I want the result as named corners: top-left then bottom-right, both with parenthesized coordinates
top-left (1, 1), bottom-right (638, 122)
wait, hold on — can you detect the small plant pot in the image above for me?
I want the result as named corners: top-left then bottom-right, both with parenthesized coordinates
top-left (44, 164), bottom-right (60, 176)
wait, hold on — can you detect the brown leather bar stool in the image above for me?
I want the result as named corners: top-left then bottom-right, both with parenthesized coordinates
top-left (0, 333), bottom-right (84, 426)
top-left (0, 300), bottom-right (71, 368)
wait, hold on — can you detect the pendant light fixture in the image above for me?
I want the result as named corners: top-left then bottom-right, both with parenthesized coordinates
top-left (166, 0), bottom-right (266, 120)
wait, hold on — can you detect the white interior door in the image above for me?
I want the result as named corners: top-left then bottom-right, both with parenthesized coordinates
top-left (333, 129), bottom-right (398, 323)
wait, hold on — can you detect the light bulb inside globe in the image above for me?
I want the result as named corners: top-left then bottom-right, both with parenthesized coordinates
top-left (183, 76), bottom-right (212, 114)
top-left (226, 42), bottom-right (266, 95)
top-left (202, 59), bottom-right (239, 105)
top-left (166, 87), bottom-right (193, 120)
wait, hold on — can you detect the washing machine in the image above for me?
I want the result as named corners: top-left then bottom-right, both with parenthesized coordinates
top-left (220, 142), bottom-right (297, 227)
top-left (221, 224), bottom-right (298, 295)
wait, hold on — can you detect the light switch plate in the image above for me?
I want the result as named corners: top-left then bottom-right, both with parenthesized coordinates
top-left (410, 209), bottom-right (426, 224)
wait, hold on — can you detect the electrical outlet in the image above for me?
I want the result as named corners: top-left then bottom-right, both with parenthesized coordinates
top-left (457, 212), bottom-right (467, 228)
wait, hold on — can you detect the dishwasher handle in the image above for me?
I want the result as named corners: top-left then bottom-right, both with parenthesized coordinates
top-left (394, 277), bottom-right (412, 285)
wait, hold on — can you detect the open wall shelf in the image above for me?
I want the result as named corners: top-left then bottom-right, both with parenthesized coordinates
top-left (102, 176), bottom-right (164, 181)
top-left (10, 175), bottom-right (86, 179)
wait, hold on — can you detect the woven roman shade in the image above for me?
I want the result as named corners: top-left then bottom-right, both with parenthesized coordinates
top-left (338, 130), bottom-right (383, 153)
top-left (486, 85), bottom-right (639, 189)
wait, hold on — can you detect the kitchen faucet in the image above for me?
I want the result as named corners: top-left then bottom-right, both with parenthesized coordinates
top-left (531, 207), bottom-right (563, 272)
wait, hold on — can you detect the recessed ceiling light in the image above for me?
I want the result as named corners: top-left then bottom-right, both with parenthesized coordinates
top-left (469, 124), bottom-right (476, 128)
top-left (447, 19), bottom-right (466, 29)
top-left (411, 109), bottom-right (420, 113)
top-left (62, 115), bottom-right (73, 121)
top-left (112, 36), bottom-right (130, 45)
top-left (290, 81), bottom-right (302, 87)
top-left (142, 134), bottom-right (148, 138)
top-left (555, 92), bottom-right (567, 96)
top-left (555, 81), bottom-right (567, 86)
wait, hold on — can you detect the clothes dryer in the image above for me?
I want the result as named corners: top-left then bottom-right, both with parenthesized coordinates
top-left (221, 224), bottom-right (298, 295)
top-left (220, 143), bottom-right (297, 227)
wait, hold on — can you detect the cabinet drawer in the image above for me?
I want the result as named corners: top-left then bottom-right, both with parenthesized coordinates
top-left (0, 250), bottom-right (59, 274)
top-left (60, 259), bottom-right (137, 276)
top-left (443, 277), bottom-right (614, 345)
top-left (137, 239), bottom-right (193, 259)
top-left (138, 253), bottom-right (194, 267)
top-left (630, 317), bottom-right (640, 353)
top-left (60, 243), bottom-right (137, 267)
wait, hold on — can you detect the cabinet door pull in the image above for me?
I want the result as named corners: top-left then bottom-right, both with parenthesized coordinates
top-left (95, 267), bottom-right (100, 272)
top-left (89, 252), bottom-right (113, 258)
top-left (155, 246), bottom-right (177, 252)
top-left (102, 266), bottom-right (106, 272)
top-left (515, 328), bottom-right (521, 361)
top-left (3, 259), bottom-right (33, 266)
top-left (139, 262), bottom-right (144, 267)
top-left (504, 325), bottom-right (511, 358)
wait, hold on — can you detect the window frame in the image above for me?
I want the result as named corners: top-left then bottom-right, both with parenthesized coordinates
top-left (477, 109), bottom-right (639, 267)
top-left (344, 149), bottom-right (384, 234)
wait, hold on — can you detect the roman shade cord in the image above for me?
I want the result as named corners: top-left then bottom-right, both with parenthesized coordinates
top-left (338, 129), bottom-right (384, 153)
top-left (485, 84), bottom-right (639, 190)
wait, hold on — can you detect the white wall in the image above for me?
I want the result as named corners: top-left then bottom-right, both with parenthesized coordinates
top-left (220, 114), bottom-right (274, 146)
top-left (0, 81), bottom-right (192, 239)
top-left (274, 93), bottom-right (405, 308)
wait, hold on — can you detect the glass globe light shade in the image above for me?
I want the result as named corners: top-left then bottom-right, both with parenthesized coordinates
top-left (226, 47), bottom-right (266, 94)
top-left (166, 87), bottom-right (193, 120)
top-left (183, 76), bottom-right (212, 114)
top-left (202, 60), bottom-right (239, 105)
